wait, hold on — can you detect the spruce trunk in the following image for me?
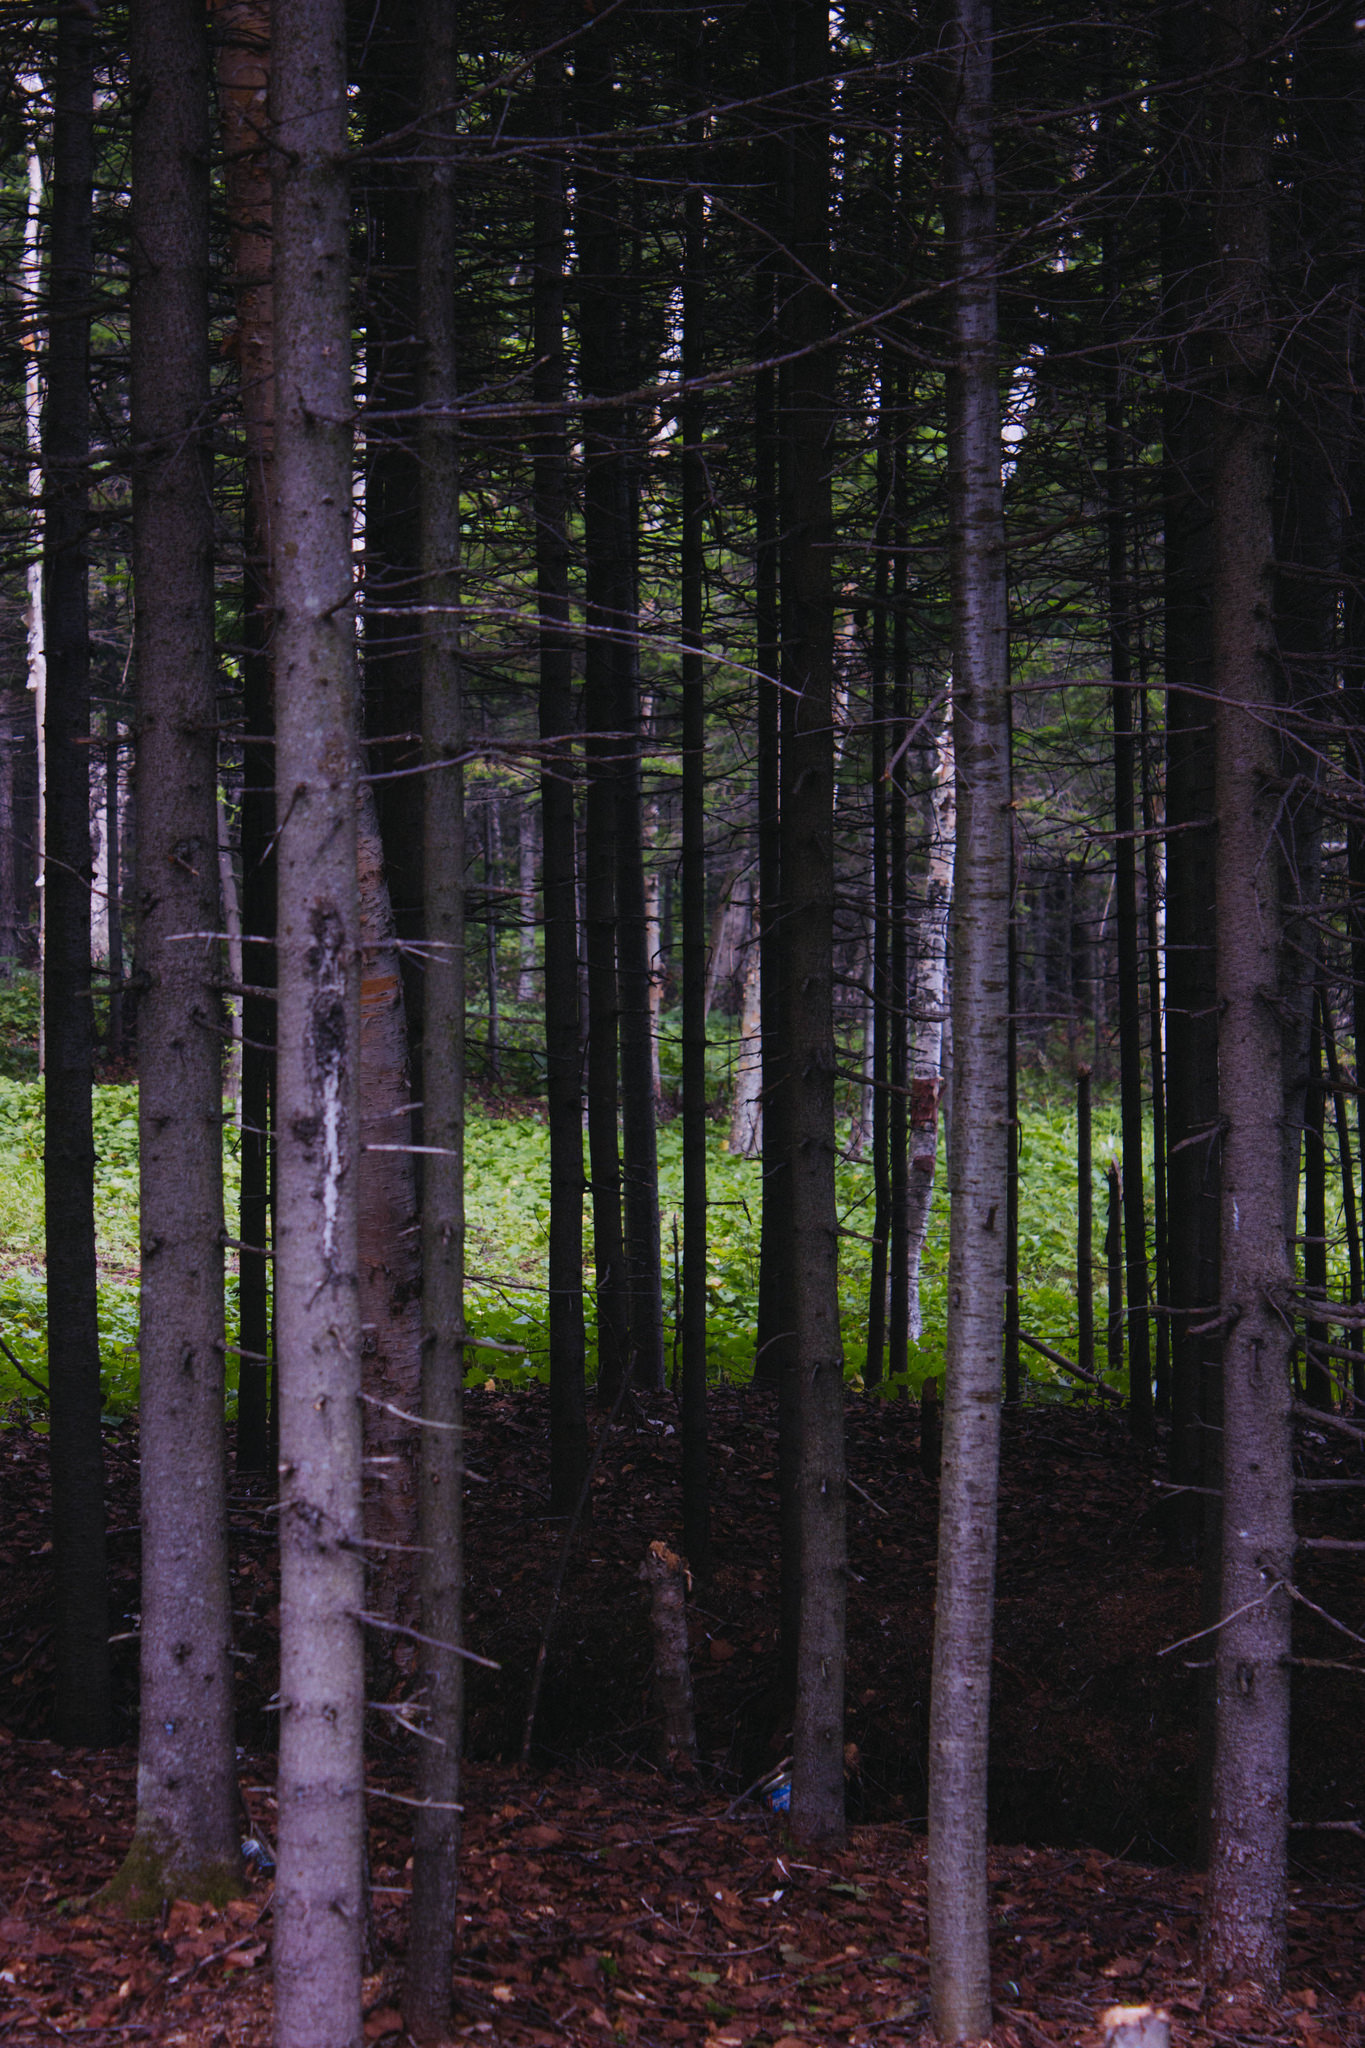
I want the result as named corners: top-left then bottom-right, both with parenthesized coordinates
top-left (928, 1), bottom-right (1010, 2032)
top-left (270, 2), bottom-right (366, 2036)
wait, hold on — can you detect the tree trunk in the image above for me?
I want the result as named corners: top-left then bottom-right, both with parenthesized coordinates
top-left (728, 890), bottom-right (763, 1158)
top-left (905, 717), bottom-right (954, 1343)
top-left (211, 0), bottom-right (276, 1476)
top-left (532, 52), bottom-right (590, 1506)
top-left (403, 12), bottom-right (465, 2018)
top-left (577, 29), bottom-right (630, 1405)
top-left (928, 1), bottom-right (1010, 2031)
top-left (1200, 0), bottom-right (1295, 1987)
top-left (1102, 205), bottom-right (1152, 1438)
top-left (864, 405), bottom-right (892, 1384)
top-left (1077, 1066), bottom-right (1095, 1377)
top-left (1301, 1000), bottom-right (1331, 1410)
top-left (679, 60), bottom-right (710, 1575)
top-left (106, 0), bottom-right (239, 1910)
top-left (270, 1), bottom-right (366, 2036)
top-left (531, 53), bottom-right (589, 1509)
top-left (1159, 0), bottom-right (1220, 1517)
top-left (357, 788), bottom-right (421, 1608)
top-left (780, 0), bottom-right (845, 1852)
top-left (517, 796), bottom-right (537, 1005)
top-left (42, 0), bottom-right (110, 1749)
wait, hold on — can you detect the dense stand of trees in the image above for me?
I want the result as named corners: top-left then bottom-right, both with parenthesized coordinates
top-left (4, 0), bottom-right (1365, 2037)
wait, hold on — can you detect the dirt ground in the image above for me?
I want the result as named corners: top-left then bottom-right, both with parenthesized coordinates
top-left (0, 1386), bottom-right (1361, 2045)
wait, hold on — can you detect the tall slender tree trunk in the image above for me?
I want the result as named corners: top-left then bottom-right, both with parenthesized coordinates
top-left (403, 10), bottom-right (465, 2021)
top-left (928, 0), bottom-right (1010, 2032)
top-left (864, 407), bottom-right (891, 1386)
top-left (780, 0), bottom-right (846, 1851)
top-left (1103, 211), bottom-right (1152, 1439)
top-left (679, 50), bottom-right (710, 1575)
top-left (107, 0), bottom-right (238, 1908)
top-left (753, 280), bottom-right (790, 1394)
top-left (577, 33), bottom-right (629, 1404)
top-left (270, 1), bottom-right (365, 2037)
top-left (1201, 0), bottom-right (1295, 1988)
top-left (212, 0), bottom-right (276, 1474)
top-left (905, 717), bottom-right (954, 1341)
top-left (43, 0), bottom-right (109, 1749)
top-left (532, 49), bottom-right (589, 1509)
top-left (1159, 0), bottom-right (1220, 1513)
top-left (886, 485), bottom-right (910, 1384)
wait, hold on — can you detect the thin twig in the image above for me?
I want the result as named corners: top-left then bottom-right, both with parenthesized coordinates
top-left (351, 1610), bottom-right (500, 1668)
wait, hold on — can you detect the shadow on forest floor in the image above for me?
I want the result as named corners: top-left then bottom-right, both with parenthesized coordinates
top-left (0, 1388), bottom-right (1362, 2044)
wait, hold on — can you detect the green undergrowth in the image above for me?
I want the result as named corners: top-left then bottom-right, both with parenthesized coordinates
top-left (2, 1046), bottom-right (1350, 1423)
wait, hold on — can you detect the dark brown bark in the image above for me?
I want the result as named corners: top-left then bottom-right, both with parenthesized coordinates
top-left (532, 49), bottom-right (590, 1513)
top-left (360, 0), bottom-right (424, 1087)
top-left (679, 52), bottom-right (710, 1576)
top-left (108, 0), bottom-right (238, 1908)
top-left (1077, 1066), bottom-right (1095, 1379)
top-left (1200, 0), bottom-right (1295, 1986)
top-left (1301, 999), bottom-right (1331, 1410)
top-left (576, 30), bottom-right (629, 1406)
top-left (864, 407), bottom-right (891, 1390)
top-left (638, 1542), bottom-right (697, 1769)
top-left (211, 0), bottom-right (275, 1476)
top-left (270, 0), bottom-right (366, 2033)
top-left (42, 0), bottom-right (110, 1749)
top-left (780, 0), bottom-right (845, 1854)
top-left (402, 10), bottom-right (465, 2019)
top-left (1102, 213), bottom-right (1152, 1438)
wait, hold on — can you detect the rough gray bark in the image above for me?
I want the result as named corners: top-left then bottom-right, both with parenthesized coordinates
top-left (42, 0), bottom-right (109, 1750)
top-left (269, 0), bottom-right (366, 2037)
top-left (1200, 0), bottom-right (1295, 1990)
top-left (107, 0), bottom-right (239, 1913)
top-left (927, 0), bottom-right (1011, 2035)
top-left (780, 0), bottom-right (846, 1853)
top-left (402, 13), bottom-right (465, 2021)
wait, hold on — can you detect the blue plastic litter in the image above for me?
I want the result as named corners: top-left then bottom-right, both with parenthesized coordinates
top-left (765, 1774), bottom-right (791, 1812)
top-left (241, 1836), bottom-right (276, 1876)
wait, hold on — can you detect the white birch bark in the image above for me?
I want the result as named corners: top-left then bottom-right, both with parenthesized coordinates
top-left (905, 716), bottom-right (955, 1341)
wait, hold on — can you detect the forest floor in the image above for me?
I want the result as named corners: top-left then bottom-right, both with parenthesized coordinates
top-left (0, 1387), bottom-right (1362, 2046)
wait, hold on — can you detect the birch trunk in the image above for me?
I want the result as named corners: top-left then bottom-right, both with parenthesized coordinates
top-left (905, 718), bottom-right (955, 1344)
